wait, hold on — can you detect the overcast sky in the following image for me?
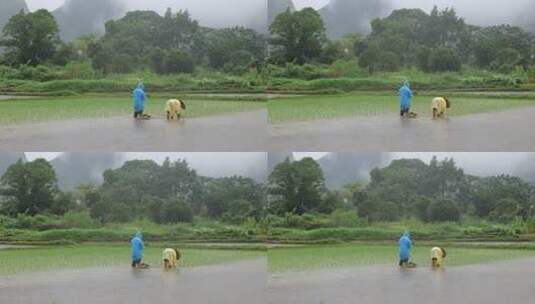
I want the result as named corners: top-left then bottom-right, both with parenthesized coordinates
top-left (25, 152), bottom-right (267, 180)
top-left (295, 152), bottom-right (534, 178)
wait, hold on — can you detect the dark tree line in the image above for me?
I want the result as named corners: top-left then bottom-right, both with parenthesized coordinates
top-left (269, 157), bottom-right (535, 224)
top-left (270, 6), bottom-right (534, 73)
top-left (0, 8), bottom-right (267, 75)
top-left (1, 5), bottom-right (533, 77)
top-left (0, 158), bottom-right (266, 225)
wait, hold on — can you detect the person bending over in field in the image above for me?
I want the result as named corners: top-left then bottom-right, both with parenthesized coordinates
top-left (165, 99), bottom-right (186, 120)
top-left (431, 247), bottom-right (447, 268)
top-left (431, 97), bottom-right (451, 119)
top-left (162, 248), bottom-right (181, 270)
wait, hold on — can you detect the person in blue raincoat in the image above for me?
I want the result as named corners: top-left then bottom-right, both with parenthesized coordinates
top-left (398, 231), bottom-right (412, 267)
top-left (399, 81), bottom-right (414, 117)
top-left (131, 231), bottom-right (144, 268)
top-left (133, 82), bottom-right (147, 119)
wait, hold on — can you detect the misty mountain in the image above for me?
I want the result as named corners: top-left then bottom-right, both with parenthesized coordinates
top-left (268, 152), bottom-right (295, 173)
top-left (0, 152), bottom-right (26, 176)
top-left (268, 0), bottom-right (295, 27)
top-left (50, 153), bottom-right (125, 190)
top-left (52, 0), bottom-right (126, 41)
top-left (318, 0), bottom-right (391, 38)
top-left (317, 152), bottom-right (391, 189)
top-left (513, 155), bottom-right (535, 184)
top-left (0, 0), bottom-right (28, 31)
top-left (124, 0), bottom-right (267, 32)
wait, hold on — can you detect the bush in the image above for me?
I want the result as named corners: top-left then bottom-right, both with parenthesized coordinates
top-left (164, 50), bottom-right (195, 74)
top-left (63, 61), bottom-right (99, 79)
top-left (427, 199), bottom-right (461, 222)
top-left (328, 209), bottom-right (360, 228)
top-left (221, 199), bottom-right (254, 224)
top-left (158, 200), bottom-right (194, 224)
top-left (428, 48), bottom-right (462, 72)
top-left (62, 210), bottom-right (101, 229)
top-left (223, 50), bottom-right (255, 75)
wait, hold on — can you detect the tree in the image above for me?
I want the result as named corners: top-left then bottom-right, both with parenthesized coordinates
top-left (473, 25), bottom-right (532, 70)
top-left (155, 199), bottom-right (194, 224)
top-left (269, 158), bottom-right (326, 215)
top-left (204, 176), bottom-right (265, 220)
top-left (206, 27), bottom-right (266, 73)
top-left (0, 159), bottom-right (59, 216)
top-left (87, 9), bottom-right (204, 74)
top-left (270, 8), bottom-right (326, 64)
top-left (427, 199), bottom-right (460, 222)
top-left (427, 47), bottom-right (462, 72)
top-left (1, 9), bottom-right (61, 66)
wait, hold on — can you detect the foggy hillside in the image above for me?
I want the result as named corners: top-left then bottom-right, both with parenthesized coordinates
top-left (319, 0), bottom-right (391, 38)
top-left (124, 0), bottom-right (267, 32)
top-left (0, 152), bottom-right (26, 176)
top-left (317, 152), bottom-right (390, 189)
top-left (268, 152), bottom-right (295, 173)
top-left (0, 0), bottom-right (28, 30)
top-left (268, 0), bottom-right (295, 28)
top-left (50, 153), bottom-right (126, 190)
top-left (289, 0), bottom-right (535, 37)
top-left (52, 0), bottom-right (126, 41)
top-left (48, 152), bottom-right (268, 190)
top-left (513, 154), bottom-right (535, 184)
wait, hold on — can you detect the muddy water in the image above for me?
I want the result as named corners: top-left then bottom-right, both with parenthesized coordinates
top-left (268, 258), bottom-right (535, 304)
top-left (0, 258), bottom-right (267, 304)
top-left (269, 107), bottom-right (535, 151)
top-left (0, 110), bottom-right (267, 151)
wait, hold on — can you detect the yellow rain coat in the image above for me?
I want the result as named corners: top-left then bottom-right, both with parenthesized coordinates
top-left (162, 248), bottom-right (179, 268)
top-left (165, 99), bottom-right (184, 120)
top-left (431, 247), bottom-right (445, 267)
top-left (431, 97), bottom-right (448, 117)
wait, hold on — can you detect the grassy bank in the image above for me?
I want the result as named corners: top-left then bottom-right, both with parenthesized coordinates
top-left (0, 244), bottom-right (264, 275)
top-left (0, 219), bottom-right (268, 244)
top-left (268, 219), bottom-right (531, 243)
top-left (0, 95), bottom-right (265, 125)
top-left (0, 64), bottom-right (532, 95)
top-left (268, 92), bottom-right (535, 123)
top-left (268, 243), bottom-right (535, 273)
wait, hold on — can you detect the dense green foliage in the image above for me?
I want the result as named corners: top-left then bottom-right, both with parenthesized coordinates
top-left (357, 7), bottom-right (534, 73)
top-left (268, 158), bottom-right (327, 215)
top-left (0, 157), bottom-right (266, 230)
top-left (1, 9), bottom-right (62, 66)
top-left (1, 5), bottom-right (534, 93)
top-left (269, 8), bottom-right (328, 65)
top-left (268, 156), bottom-right (535, 227)
top-left (0, 159), bottom-right (72, 216)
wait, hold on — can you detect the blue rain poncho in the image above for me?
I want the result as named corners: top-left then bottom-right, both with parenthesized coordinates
top-left (399, 82), bottom-right (413, 111)
top-left (398, 231), bottom-right (412, 260)
top-left (133, 83), bottom-right (146, 112)
top-left (131, 232), bottom-right (144, 261)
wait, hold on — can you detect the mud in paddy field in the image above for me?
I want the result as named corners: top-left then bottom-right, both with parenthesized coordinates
top-left (0, 109), bottom-right (267, 151)
top-left (268, 257), bottom-right (535, 304)
top-left (269, 106), bottom-right (535, 151)
top-left (0, 258), bottom-right (267, 304)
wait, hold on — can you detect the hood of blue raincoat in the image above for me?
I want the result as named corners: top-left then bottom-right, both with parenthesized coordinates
top-left (134, 232), bottom-right (143, 240)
